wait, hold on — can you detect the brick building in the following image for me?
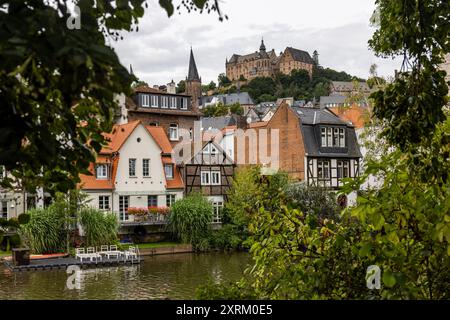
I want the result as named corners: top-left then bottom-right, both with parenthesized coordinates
top-left (226, 39), bottom-right (315, 81)
top-left (123, 49), bottom-right (202, 147)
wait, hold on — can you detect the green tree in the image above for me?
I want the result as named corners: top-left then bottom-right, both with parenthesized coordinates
top-left (218, 73), bottom-right (232, 87)
top-left (176, 79), bottom-right (186, 94)
top-left (0, 0), bottom-right (223, 193)
top-left (229, 102), bottom-right (243, 115)
top-left (168, 193), bottom-right (213, 250)
top-left (197, 0), bottom-right (450, 300)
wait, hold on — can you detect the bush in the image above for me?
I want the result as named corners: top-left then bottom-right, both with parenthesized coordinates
top-left (286, 182), bottom-right (340, 220)
top-left (209, 224), bottom-right (244, 250)
top-left (168, 194), bottom-right (213, 249)
top-left (19, 208), bottom-right (66, 254)
top-left (78, 208), bottom-right (118, 247)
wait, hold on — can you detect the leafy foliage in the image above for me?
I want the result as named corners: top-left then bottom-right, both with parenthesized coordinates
top-left (79, 208), bottom-right (118, 247)
top-left (0, 0), bottom-right (223, 193)
top-left (19, 208), bottom-right (66, 254)
top-left (202, 102), bottom-right (243, 117)
top-left (168, 194), bottom-right (213, 249)
top-left (241, 67), bottom-right (363, 103)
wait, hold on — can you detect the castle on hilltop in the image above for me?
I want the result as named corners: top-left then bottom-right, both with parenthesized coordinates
top-left (225, 39), bottom-right (318, 81)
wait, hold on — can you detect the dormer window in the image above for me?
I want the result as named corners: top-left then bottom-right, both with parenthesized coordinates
top-left (151, 95), bottom-right (158, 108)
top-left (142, 94), bottom-right (149, 107)
top-left (161, 96), bottom-right (168, 108)
top-left (321, 127), bottom-right (346, 147)
top-left (170, 97), bottom-right (177, 109)
top-left (96, 164), bottom-right (108, 179)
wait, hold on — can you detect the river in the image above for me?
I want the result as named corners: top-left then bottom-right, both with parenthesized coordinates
top-left (0, 252), bottom-right (250, 299)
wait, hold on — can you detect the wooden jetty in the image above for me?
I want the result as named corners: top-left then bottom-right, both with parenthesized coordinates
top-left (4, 256), bottom-right (143, 272)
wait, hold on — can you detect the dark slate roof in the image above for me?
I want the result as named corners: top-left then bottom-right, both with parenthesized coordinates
top-left (201, 116), bottom-right (236, 130)
top-left (286, 47), bottom-right (314, 64)
top-left (200, 92), bottom-right (254, 106)
top-left (291, 106), bottom-right (348, 125)
top-left (187, 48), bottom-right (200, 81)
top-left (289, 106), bottom-right (361, 158)
top-left (300, 125), bottom-right (362, 158)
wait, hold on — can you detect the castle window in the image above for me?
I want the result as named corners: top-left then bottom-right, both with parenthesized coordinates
top-left (141, 94), bottom-right (149, 107)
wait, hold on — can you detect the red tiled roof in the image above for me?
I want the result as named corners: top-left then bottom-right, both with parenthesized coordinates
top-left (145, 126), bottom-right (173, 154)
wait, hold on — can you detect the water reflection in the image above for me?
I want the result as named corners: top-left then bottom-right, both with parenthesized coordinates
top-left (0, 252), bottom-right (250, 300)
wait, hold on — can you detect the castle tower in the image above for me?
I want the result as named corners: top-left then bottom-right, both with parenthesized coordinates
top-left (185, 47), bottom-right (202, 110)
top-left (260, 38), bottom-right (266, 52)
top-left (313, 50), bottom-right (319, 66)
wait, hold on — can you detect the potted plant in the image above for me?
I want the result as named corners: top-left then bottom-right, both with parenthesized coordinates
top-left (127, 207), bottom-right (149, 222)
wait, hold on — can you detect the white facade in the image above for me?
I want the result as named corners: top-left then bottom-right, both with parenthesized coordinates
top-left (82, 124), bottom-right (183, 222)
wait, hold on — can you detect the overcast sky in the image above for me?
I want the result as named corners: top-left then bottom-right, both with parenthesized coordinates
top-left (112, 0), bottom-right (400, 86)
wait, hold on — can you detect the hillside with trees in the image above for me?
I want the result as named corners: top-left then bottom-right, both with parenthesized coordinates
top-left (238, 67), bottom-right (365, 103)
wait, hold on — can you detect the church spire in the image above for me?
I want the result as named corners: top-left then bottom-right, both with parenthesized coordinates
top-left (187, 47), bottom-right (201, 81)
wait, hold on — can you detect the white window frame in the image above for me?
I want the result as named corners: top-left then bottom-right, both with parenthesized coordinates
top-left (317, 160), bottom-right (330, 180)
top-left (202, 144), bottom-right (210, 154)
top-left (119, 195), bottom-right (129, 221)
top-left (151, 95), bottom-right (158, 108)
top-left (169, 124), bottom-right (179, 141)
top-left (326, 128), bottom-right (332, 147)
top-left (321, 128), bottom-right (326, 147)
top-left (337, 160), bottom-right (349, 179)
top-left (210, 144), bottom-right (218, 154)
top-left (211, 171), bottom-right (221, 185)
top-left (181, 98), bottom-right (188, 110)
top-left (96, 164), bottom-right (108, 179)
top-left (170, 97), bottom-right (177, 109)
top-left (166, 194), bottom-right (176, 207)
top-left (212, 201), bottom-right (223, 223)
top-left (143, 159), bottom-right (150, 177)
top-left (129, 158), bottom-right (136, 177)
top-left (161, 96), bottom-right (168, 108)
top-left (98, 196), bottom-right (110, 211)
top-left (339, 128), bottom-right (345, 147)
top-left (142, 94), bottom-right (149, 107)
top-left (201, 171), bottom-right (210, 185)
top-left (164, 164), bottom-right (174, 180)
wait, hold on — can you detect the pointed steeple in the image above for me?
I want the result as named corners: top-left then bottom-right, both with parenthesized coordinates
top-left (259, 37), bottom-right (266, 52)
top-left (187, 47), bottom-right (200, 81)
top-left (129, 64), bottom-right (134, 76)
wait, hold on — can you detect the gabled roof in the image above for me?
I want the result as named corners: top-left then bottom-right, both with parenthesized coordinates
top-left (285, 47), bottom-right (314, 64)
top-left (145, 126), bottom-right (173, 154)
top-left (101, 120), bottom-right (141, 154)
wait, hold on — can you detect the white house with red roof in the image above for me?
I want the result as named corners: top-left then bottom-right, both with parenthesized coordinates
top-left (78, 120), bottom-right (184, 226)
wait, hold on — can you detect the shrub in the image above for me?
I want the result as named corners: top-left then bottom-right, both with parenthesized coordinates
top-left (209, 225), bottom-right (243, 250)
top-left (78, 208), bottom-right (118, 247)
top-left (19, 208), bottom-right (66, 254)
top-left (286, 182), bottom-right (341, 220)
top-left (168, 194), bottom-right (213, 249)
